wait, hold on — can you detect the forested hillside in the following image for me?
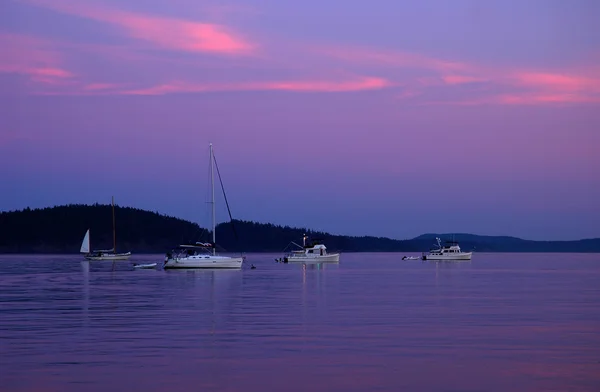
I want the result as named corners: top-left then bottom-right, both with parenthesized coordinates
top-left (1, 205), bottom-right (599, 253)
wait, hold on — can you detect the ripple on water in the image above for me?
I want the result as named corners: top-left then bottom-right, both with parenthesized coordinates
top-left (1, 253), bottom-right (600, 392)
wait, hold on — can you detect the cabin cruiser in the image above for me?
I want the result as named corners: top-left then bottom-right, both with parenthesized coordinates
top-left (421, 237), bottom-right (472, 261)
top-left (281, 235), bottom-right (340, 263)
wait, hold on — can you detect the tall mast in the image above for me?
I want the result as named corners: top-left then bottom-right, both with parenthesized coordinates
top-left (210, 143), bottom-right (216, 256)
top-left (112, 196), bottom-right (116, 254)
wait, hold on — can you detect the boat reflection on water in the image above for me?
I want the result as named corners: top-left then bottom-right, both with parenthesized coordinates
top-left (4, 253), bottom-right (600, 392)
top-left (300, 260), bottom-right (339, 284)
top-left (81, 261), bottom-right (89, 324)
top-left (300, 260), bottom-right (340, 312)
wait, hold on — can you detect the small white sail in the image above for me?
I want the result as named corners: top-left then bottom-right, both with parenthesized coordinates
top-left (80, 229), bottom-right (90, 253)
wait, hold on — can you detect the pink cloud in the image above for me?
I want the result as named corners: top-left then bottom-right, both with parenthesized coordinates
top-left (427, 92), bottom-right (600, 106)
top-left (26, 0), bottom-right (255, 55)
top-left (262, 77), bottom-right (390, 92)
top-left (29, 68), bottom-right (72, 78)
top-left (0, 33), bottom-right (74, 84)
top-left (4, 6), bottom-right (598, 108)
top-left (497, 93), bottom-right (600, 105)
top-left (396, 89), bottom-right (422, 100)
top-left (442, 75), bottom-right (488, 85)
top-left (319, 46), bottom-right (472, 73)
top-left (487, 71), bottom-right (600, 105)
top-left (514, 72), bottom-right (600, 92)
top-left (318, 44), bottom-right (600, 105)
top-left (84, 83), bottom-right (121, 91)
top-left (122, 77), bottom-right (391, 95)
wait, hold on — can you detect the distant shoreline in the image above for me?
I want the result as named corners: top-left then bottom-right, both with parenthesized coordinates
top-left (1, 204), bottom-right (599, 253)
top-left (2, 251), bottom-right (599, 256)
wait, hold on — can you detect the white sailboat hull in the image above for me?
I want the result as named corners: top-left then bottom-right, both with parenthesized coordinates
top-left (286, 253), bottom-right (340, 263)
top-left (424, 252), bottom-right (472, 261)
top-left (85, 252), bottom-right (132, 261)
top-left (164, 255), bottom-right (244, 269)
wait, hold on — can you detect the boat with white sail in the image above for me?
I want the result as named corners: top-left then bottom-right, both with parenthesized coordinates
top-left (163, 143), bottom-right (244, 269)
top-left (421, 237), bottom-right (472, 261)
top-left (281, 235), bottom-right (340, 263)
top-left (80, 197), bottom-right (131, 261)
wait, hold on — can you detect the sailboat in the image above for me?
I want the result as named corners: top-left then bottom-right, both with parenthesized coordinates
top-left (163, 143), bottom-right (244, 269)
top-left (80, 196), bottom-right (132, 261)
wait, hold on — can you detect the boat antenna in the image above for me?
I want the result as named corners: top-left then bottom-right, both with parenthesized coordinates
top-left (212, 146), bottom-right (241, 254)
top-left (112, 196), bottom-right (116, 254)
top-left (210, 144), bottom-right (216, 256)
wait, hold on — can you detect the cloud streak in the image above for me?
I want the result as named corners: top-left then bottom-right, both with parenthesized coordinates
top-left (514, 72), bottom-right (600, 92)
top-left (319, 46), bottom-right (471, 73)
top-left (25, 0), bottom-right (255, 55)
top-left (6, 2), bottom-right (600, 105)
top-left (442, 75), bottom-right (488, 85)
top-left (122, 77), bottom-right (392, 95)
top-left (318, 44), bottom-right (600, 105)
top-left (0, 33), bottom-right (74, 85)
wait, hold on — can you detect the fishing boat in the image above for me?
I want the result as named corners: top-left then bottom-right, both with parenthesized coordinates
top-left (80, 196), bottom-right (132, 261)
top-left (281, 235), bottom-right (340, 263)
top-left (163, 143), bottom-right (244, 269)
top-left (421, 237), bottom-right (472, 261)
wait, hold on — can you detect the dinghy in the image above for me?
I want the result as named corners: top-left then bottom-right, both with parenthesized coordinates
top-left (133, 263), bottom-right (157, 269)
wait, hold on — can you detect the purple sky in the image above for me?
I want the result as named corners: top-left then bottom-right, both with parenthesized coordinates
top-left (1, 0), bottom-right (599, 240)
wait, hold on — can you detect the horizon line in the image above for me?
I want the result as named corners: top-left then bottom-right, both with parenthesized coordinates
top-left (2, 203), bottom-right (599, 243)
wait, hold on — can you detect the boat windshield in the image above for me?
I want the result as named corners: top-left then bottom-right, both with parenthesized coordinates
top-left (169, 245), bottom-right (213, 257)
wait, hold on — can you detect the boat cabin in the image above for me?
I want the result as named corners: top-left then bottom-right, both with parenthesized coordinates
top-left (286, 244), bottom-right (329, 258)
top-left (304, 244), bottom-right (328, 256)
top-left (167, 243), bottom-right (215, 259)
top-left (429, 245), bottom-right (463, 255)
top-left (428, 238), bottom-right (465, 255)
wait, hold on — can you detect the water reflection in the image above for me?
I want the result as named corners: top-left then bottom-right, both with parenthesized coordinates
top-left (81, 261), bottom-right (89, 324)
top-left (1, 253), bottom-right (599, 392)
top-left (300, 261), bottom-right (338, 293)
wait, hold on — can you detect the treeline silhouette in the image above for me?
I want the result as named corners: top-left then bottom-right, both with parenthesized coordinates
top-left (1, 204), bottom-right (599, 253)
top-left (218, 222), bottom-right (600, 253)
top-left (0, 204), bottom-right (205, 253)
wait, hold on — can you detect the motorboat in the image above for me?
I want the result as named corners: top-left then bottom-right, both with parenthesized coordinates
top-left (282, 235), bottom-right (340, 263)
top-left (421, 237), bottom-right (472, 261)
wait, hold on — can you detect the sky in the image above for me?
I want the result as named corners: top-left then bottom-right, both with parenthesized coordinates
top-left (1, 0), bottom-right (599, 241)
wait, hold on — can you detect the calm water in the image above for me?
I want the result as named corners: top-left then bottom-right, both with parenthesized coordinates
top-left (1, 253), bottom-right (599, 392)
